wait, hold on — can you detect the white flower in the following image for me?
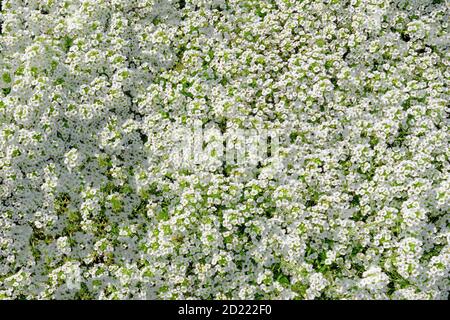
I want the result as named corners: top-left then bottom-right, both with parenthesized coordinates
top-left (0, 0), bottom-right (448, 300)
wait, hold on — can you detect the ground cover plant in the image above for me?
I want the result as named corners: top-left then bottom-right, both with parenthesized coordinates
top-left (0, 0), bottom-right (449, 299)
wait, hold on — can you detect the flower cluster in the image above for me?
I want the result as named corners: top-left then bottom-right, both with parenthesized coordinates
top-left (0, 0), bottom-right (449, 300)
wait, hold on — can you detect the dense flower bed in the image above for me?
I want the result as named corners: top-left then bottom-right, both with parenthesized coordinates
top-left (0, 0), bottom-right (449, 299)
